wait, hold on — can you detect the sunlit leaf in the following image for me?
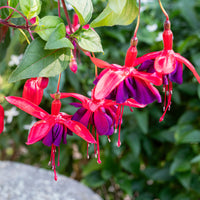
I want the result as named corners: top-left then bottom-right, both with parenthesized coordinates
top-left (35, 16), bottom-right (64, 41)
top-left (9, 38), bottom-right (70, 82)
top-left (19, 0), bottom-right (41, 19)
top-left (91, 0), bottom-right (138, 28)
top-left (45, 23), bottom-right (74, 50)
top-left (66, 0), bottom-right (93, 25)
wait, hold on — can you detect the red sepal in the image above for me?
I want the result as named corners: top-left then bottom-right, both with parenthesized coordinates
top-left (0, 105), bottom-right (4, 134)
top-left (26, 119), bottom-right (54, 145)
top-left (63, 119), bottom-right (96, 144)
top-left (5, 96), bottom-right (49, 120)
top-left (94, 69), bottom-right (127, 99)
top-left (175, 53), bottom-right (200, 83)
top-left (90, 57), bottom-right (113, 69)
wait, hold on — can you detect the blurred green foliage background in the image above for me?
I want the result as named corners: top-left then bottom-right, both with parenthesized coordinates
top-left (1, 0), bottom-right (200, 199)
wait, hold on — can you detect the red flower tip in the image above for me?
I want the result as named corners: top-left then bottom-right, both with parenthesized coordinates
top-left (124, 45), bottom-right (137, 67)
top-left (22, 78), bottom-right (43, 105)
top-left (30, 17), bottom-right (36, 24)
top-left (73, 13), bottom-right (79, 27)
top-left (0, 105), bottom-right (4, 134)
top-left (69, 56), bottom-right (78, 73)
top-left (37, 77), bottom-right (49, 89)
top-left (51, 99), bottom-right (61, 115)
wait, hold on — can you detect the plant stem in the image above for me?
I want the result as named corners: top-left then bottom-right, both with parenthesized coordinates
top-left (0, 19), bottom-right (28, 30)
top-left (19, 29), bottom-right (30, 44)
top-left (158, 0), bottom-right (169, 20)
top-left (0, 6), bottom-right (29, 26)
top-left (133, 0), bottom-right (141, 37)
top-left (61, 0), bottom-right (73, 33)
top-left (92, 52), bottom-right (98, 77)
top-left (58, 0), bottom-right (61, 17)
top-left (57, 73), bottom-right (61, 93)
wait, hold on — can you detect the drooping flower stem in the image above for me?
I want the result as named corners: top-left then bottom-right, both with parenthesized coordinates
top-left (57, 74), bottom-right (61, 93)
top-left (57, 0), bottom-right (61, 18)
top-left (92, 52), bottom-right (98, 77)
top-left (96, 133), bottom-right (101, 164)
top-left (61, 0), bottom-right (73, 34)
top-left (133, 0), bottom-right (141, 37)
top-left (158, 0), bottom-right (169, 20)
top-left (117, 105), bottom-right (124, 147)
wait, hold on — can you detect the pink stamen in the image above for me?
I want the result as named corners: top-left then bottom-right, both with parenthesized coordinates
top-left (115, 105), bottom-right (121, 131)
top-left (129, 107), bottom-right (134, 112)
top-left (117, 105), bottom-right (124, 147)
top-left (92, 126), bottom-right (96, 155)
top-left (96, 133), bottom-right (101, 164)
top-left (87, 142), bottom-right (89, 159)
top-left (163, 84), bottom-right (168, 112)
top-left (160, 81), bottom-right (173, 122)
top-left (49, 145), bottom-right (58, 181)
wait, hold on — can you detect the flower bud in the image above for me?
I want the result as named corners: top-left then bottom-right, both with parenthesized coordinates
top-left (0, 104), bottom-right (4, 134)
top-left (22, 78), bottom-right (43, 105)
top-left (69, 56), bottom-right (78, 73)
top-left (37, 77), bottom-right (49, 89)
top-left (30, 17), bottom-right (36, 24)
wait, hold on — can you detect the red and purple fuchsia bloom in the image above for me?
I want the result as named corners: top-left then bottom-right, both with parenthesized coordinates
top-left (5, 95), bottom-right (96, 180)
top-left (134, 20), bottom-right (200, 121)
top-left (66, 14), bottom-right (90, 74)
top-left (89, 37), bottom-right (162, 106)
top-left (51, 90), bottom-right (145, 163)
top-left (0, 105), bottom-right (4, 134)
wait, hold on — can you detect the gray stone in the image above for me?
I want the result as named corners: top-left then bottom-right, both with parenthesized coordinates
top-left (0, 161), bottom-right (102, 200)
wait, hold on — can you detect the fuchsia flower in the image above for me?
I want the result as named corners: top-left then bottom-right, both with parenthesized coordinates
top-left (134, 20), bottom-right (200, 121)
top-left (66, 13), bottom-right (90, 34)
top-left (66, 14), bottom-right (91, 73)
top-left (0, 105), bottom-right (4, 134)
top-left (51, 90), bottom-right (145, 163)
top-left (5, 95), bottom-right (96, 180)
top-left (90, 38), bottom-right (162, 105)
top-left (22, 77), bottom-right (49, 105)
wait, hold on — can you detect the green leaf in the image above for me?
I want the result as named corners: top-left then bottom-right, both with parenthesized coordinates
top-left (190, 155), bottom-right (200, 164)
top-left (91, 0), bottom-right (138, 28)
top-left (9, 38), bottom-right (70, 82)
top-left (82, 171), bottom-right (105, 188)
top-left (76, 28), bottom-right (103, 52)
top-left (170, 157), bottom-right (191, 175)
top-left (45, 23), bottom-right (74, 50)
top-left (176, 129), bottom-right (200, 144)
top-left (143, 167), bottom-right (171, 181)
top-left (178, 111), bottom-right (198, 125)
top-left (19, 0), bottom-right (41, 19)
top-left (178, 0), bottom-right (198, 29)
top-left (177, 172), bottom-right (191, 190)
top-left (126, 133), bottom-right (141, 157)
top-left (8, 0), bottom-right (22, 18)
top-left (121, 154), bottom-right (140, 174)
top-left (134, 110), bottom-right (149, 134)
top-left (66, 0), bottom-right (93, 25)
top-left (35, 16), bottom-right (64, 41)
top-left (109, 0), bottom-right (126, 14)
